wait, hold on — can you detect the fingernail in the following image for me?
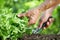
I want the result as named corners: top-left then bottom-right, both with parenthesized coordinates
top-left (49, 18), bottom-right (52, 22)
top-left (47, 22), bottom-right (50, 26)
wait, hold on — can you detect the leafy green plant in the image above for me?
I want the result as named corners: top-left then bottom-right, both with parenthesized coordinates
top-left (0, 0), bottom-right (60, 40)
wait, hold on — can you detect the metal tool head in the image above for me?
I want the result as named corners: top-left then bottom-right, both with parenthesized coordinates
top-left (32, 28), bottom-right (42, 34)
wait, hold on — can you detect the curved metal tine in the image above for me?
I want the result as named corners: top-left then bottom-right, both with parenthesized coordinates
top-left (32, 21), bottom-right (47, 34)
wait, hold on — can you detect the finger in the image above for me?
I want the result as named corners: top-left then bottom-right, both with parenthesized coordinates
top-left (28, 19), bottom-right (35, 25)
top-left (46, 16), bottom-right (53, 26)
top-left (17, 13), bottom-right (26, 18)
top-left (46, 18), bottom-right (54, 28)
top-left (28, 17), bottom-right (36, 25)
top-left (28, 15), bottom-right (39, 25)
top-left (38, 21), bottom-right (46, 29)
top-left (41, 17), bottom-right (53, 28)
top-left (49, 18), bottom-right (54, 23)
top-left (47, 22), bottom-right (50, 26)
top-left (42, 22), bottom-right (49, 28)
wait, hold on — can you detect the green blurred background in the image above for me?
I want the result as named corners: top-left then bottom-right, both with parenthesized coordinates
top-left (0, 0), bottom-right (60, 40)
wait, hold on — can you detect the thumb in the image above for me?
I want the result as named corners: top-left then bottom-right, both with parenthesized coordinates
top-left (38, 20), bottom-right (44, 28)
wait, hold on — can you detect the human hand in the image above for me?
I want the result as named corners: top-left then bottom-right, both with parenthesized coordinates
top-left (17, 8), bottom-right (40, 25)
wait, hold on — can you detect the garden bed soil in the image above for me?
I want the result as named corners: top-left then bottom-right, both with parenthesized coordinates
top-left (18, 34), bottom-right (60, 40)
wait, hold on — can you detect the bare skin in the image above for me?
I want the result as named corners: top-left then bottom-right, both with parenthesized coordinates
top-left (17, 0), bottom-right (60, 29)
top-left (38, 6), bottom-right (55, 29)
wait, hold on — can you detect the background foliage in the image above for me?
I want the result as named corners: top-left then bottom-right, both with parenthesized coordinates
top-left (0, 0), bottom-right (60, 40)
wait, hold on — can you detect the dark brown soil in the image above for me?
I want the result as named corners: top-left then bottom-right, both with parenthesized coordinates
top-left (18, 34), bottom-right (60, 40)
